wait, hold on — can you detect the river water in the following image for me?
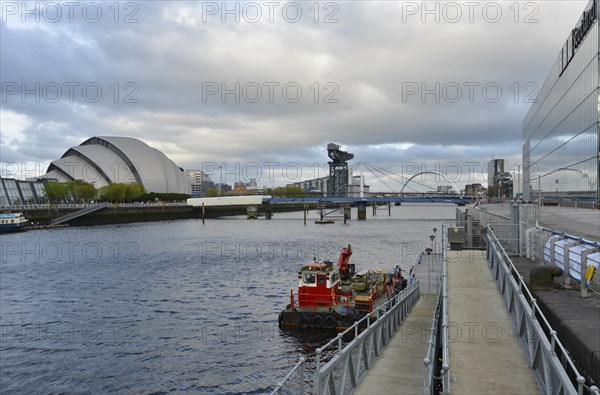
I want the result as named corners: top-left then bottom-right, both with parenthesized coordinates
top-left (0, 203), bottom-right (455, 394)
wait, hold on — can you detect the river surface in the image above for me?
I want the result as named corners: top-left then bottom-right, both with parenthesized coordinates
top-left (0, 203), bottom-right (455, 394)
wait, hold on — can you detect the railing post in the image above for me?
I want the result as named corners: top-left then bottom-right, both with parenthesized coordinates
top-left (313, 348), bottom-right (322, 395)
top-left (563, 241), bottom-right (579, 286)
top-left (577, 375), bottom-right (585, 395)
top-left (299, 357), bottom-right (305, 395)
top-left (549, 236), bottom-right (564, 267)
top-left (580, 247), bottom-right (599, 298)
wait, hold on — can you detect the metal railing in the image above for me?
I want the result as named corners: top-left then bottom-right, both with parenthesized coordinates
top-left (536, 226), bottom-right (600, 298)
top-left (471, 206), bottom-right (523, 255)
top-left (472, 206), bottom-right (511, 224)
top-left (313, 282), bottom-right (420, 395)
top-left (271, 282), bottom-right (420, 395)
top-left (271, 357), bottom-right (307, 395)
top-left (486, 227), bottom-right (600, 395)
top-left (423, 291), bottom-right (441, 393)
top-left (488, 223), bottom-right (521, 256)
top-left (423, 224), bottom-right (450, 394)
top-left (50, 202), bottom-right (110, 225)
top-left (440, 227), bottom-right (450, 393)
top-left (1, 202), bottom-right (189, 211)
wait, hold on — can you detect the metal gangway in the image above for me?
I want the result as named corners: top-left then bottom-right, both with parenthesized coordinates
top-left (50, 202), bottom-right (110, 225)
top-left (271, 282), bottom-right (421, 395)
top-left (487, 227), bottom-right (600, 395)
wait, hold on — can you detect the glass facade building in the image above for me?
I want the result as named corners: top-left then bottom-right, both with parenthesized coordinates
top-left (0, 178), bottom-right (48, 206)
top-left (523, 0), bottom-right (599, 203)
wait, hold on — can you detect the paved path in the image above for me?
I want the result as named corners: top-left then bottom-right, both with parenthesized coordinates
top-left (479, 203), bottom-right (600, 241)
top-left (448, 250), bottom-right (539, 394)
top-left (538, 206), bottom-right (599, 241)
top-left (354, 293), bottom-right (437, 395)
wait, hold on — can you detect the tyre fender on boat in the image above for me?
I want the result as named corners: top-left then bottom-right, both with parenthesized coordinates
top-left (324, 314), bottom-right (337, 330)
top-left (312, 315), bottom-right (324, 328)
top-left (300, 315), bottom-right (311, 328)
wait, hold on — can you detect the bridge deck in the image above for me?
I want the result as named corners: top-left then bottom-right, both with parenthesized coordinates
top-left (448, 250), bottom-right (539, 394)
top-left (354, 293), bottom-right (438, 395)
top-left (265, 196), bottom-right (468, 204)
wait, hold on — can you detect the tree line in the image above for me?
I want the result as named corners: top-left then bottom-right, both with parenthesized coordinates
top-left (43, 180), bottom-right (190, 203)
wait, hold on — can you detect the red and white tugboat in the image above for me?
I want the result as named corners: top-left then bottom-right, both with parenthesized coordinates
top-left (278, 245), bottom-right (406, 331)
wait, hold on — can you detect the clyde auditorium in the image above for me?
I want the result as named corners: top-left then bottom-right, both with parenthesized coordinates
top-left (43, 136), bottom-right (189, 194)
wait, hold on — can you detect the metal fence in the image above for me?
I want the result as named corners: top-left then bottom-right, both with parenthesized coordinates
top-left (471, 206), bottom-right (526, 256)
top-left (271, 357), bottom-right (307, 395)
top-left (524, 227), bottom-right (600, 299)
top-left (423, 224), bottom-right (450, 394)
top-left (423, 293), bottom-right (441, 393)
top-left (271, 282), bottom-right (421, 395)
top-left (0, 202), bottom-right (189, 211)
top-left (486, 227), bottom-right (600, 395)
top-left (487, 223), bottom-right (521, 256)
top-left (313, 282), bottom-right (420, 395)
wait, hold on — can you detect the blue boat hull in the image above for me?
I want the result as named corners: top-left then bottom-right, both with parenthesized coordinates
top-left (0, 222), bottom-right (28, 233)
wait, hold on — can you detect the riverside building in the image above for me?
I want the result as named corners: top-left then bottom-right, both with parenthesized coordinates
top-left (523, 0), bottom-right (599, 203)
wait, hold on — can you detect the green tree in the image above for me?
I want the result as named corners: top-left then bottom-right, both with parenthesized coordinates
top-left (205, 187), bottom-right (219, 197)
top-left (65, 180), bottom-right (97, 203)
top-left (124, 182), bottom-right (146, 201)
top-left (99, 182), bottom-right (147, 202)
top-left (44, 181), bottom-right (68, 203)
top-left (71, 181), bottom-right (97, 202)
top-left (272, 185), bottom-right (305, 197)
top-left (98, 183), bottom-right (128, 202)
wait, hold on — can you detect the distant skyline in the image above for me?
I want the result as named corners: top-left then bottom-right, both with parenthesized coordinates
top-left (0, 1), bottom-right (590, 190)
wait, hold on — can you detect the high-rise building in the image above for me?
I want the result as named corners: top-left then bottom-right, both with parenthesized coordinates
top-left (185, 170), bottom-right (214, 197)
top-left (287, 176), bottom-right (328, 195)
top-left (523, 0), bottom-right (599, 202)
top-left (488, 159), bottom-right (505, 189)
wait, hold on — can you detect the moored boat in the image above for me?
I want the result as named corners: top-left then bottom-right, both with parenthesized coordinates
top-left (278, 244), bottom-right (408, 331)
top-left (0, 213), bottom-right (29, 233)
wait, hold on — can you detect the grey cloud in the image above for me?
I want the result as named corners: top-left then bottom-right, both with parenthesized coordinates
top-left (0, 1), bottom-right (590, 186)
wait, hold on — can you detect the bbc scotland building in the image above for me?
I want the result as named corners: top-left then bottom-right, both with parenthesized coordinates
top-left (523, 0), bottom-right (599, 203)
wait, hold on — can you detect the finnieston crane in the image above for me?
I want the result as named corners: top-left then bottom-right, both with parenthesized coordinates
top-left (327, 143), bottom-right (354, 197)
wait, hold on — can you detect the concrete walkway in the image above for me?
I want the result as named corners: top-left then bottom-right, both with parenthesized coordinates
top-left (448, 250), bottom-right (539, 394)
top-left (354, 293), bottom-right (437, 395)
top-left (479, 203), bottom-right (600, 241)
top-left (538, 206), bottom-right (599, 241)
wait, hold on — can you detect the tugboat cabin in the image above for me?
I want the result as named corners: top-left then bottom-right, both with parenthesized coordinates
top-left (297, 259), bottom-right (339, 308)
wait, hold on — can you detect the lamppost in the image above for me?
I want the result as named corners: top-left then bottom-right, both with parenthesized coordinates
top-left (433, 227), bottom-right (437, 255)
top-left (430, 234), bottom-right (435, 257)
top-left (425, 247), bottom-right (433, 292)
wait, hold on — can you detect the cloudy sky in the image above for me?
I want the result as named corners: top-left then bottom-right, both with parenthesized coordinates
top-left (0, 1), bottom-right (589, 191)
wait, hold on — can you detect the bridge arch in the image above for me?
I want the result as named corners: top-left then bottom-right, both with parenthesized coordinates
top-left (399, 171), bottom-right (461, 195)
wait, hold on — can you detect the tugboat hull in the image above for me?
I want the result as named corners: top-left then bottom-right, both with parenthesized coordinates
top-left (278, 310), bottom-right (367, 331)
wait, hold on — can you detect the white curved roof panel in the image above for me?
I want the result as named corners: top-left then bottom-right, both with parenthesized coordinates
top-left (45, 136), bottom-right (189, 194)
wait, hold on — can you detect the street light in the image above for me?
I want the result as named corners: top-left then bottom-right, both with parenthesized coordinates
top-left (433, 227), bottom-right (437, 255)
top-left (425, 247), bottom-right (433, 292)
top-left (430, 234), bottom-right (435, 256)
